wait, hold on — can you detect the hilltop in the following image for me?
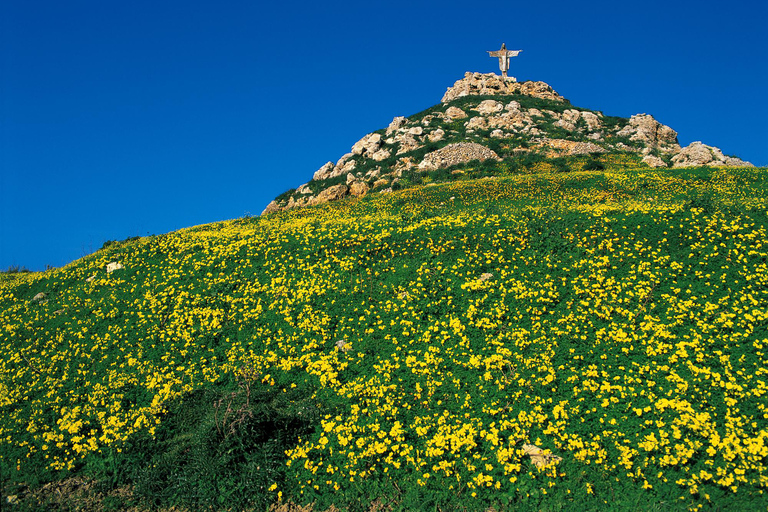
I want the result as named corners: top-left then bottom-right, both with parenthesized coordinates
top-left (1, 74), bottom-right (767, 511)
top-left (262, 72), bottom-right (752, 215)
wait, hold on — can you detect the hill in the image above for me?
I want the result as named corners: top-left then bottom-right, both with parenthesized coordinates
top-left (1, 75), bottom-right (767, 511)
top-left (262, 73), bottom-right (752, 215)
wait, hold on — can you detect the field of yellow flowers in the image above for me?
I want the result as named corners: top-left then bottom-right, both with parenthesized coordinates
top-left (2, 162), bottom-right (768, 510)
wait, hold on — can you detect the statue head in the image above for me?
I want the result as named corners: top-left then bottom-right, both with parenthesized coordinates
top-left (501, 43), bottom-right (507, 50)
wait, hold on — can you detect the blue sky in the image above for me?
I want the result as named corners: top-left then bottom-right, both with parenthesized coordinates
top-left (2, 0), bottom-right (766, 271)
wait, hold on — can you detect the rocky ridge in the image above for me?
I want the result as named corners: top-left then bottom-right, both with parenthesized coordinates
top-left (262, 74), bottom-right (753, 215)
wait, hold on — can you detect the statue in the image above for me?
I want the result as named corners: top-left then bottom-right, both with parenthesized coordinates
top-left (488, 43), bottom-right (522, 80)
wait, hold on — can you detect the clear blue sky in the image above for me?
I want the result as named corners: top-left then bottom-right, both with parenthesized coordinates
top-left (2, 0), bottom-right (766, 271)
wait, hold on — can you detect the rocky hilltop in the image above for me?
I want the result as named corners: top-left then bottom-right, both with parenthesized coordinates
top-left (262, 72), bottom-right (752, 215)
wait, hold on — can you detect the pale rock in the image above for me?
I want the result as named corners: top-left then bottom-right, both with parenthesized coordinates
top-left (308, 184), bottom-right (349, 205)
top-left (562, 109), bottom-right (581, 124)
top-left (296, 183), bottom-right (312, 195)
top-left (349, 181), bottom-right (370, 197)
top-left (261, 200), bottom-right (280, 215)
top-left (618, 114), bottom-right (680, 151)
top-left (351, 133), bottom-right (383, 156)
top-left (428, 129), bottom-right (445, 142)
top-left (371, 148), bottom-right (391, 161)
top-left (419, 142), bottom-right (500, 171)
top-left (466, 117), bottom-right (488, 130)
top-left (32, 292), bottom-right (46, 302)
top-left (671, 141), bottom-right (753, 168)
top-left (505, 100), bottom-right (521, 111)
top-left (580, 111), bottom-right (602, 131)
top-left (373, 178), bottom-right (389, 189)
top-left (642, 155), bottom-right (668, 168)
top-left (543, 139), bottom-right (606, 155)
top-left (312, 161), bottom-right (335, 181)
top-left (490, 129), bottom-right (505, 138)
top-left (555, 119), bottom-right (576, 131)
top-left (346, 173), bottom-right (357, 184)
top-left (386, 116), bottom-right (407, 135)
top-left (476, 99), bottom-right (504, 114)
top-left (106, 262), bottom-right (124, 274)
top-left (408, 126), bottom-right (424, 136)
top-left (396, 134), bottom-right (421, 155)
top-left (445, 106), bottom-right (468, 120)
top-left (528, 108), bottom-right (543, 118)
top-left (442, 73), bottom-right (565, 103)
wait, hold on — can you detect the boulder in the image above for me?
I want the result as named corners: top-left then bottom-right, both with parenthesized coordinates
top-left (617, 114), bottom-right (680, 151)
top-left (386, 116), bottom-right (407, 135)
top-left (441, 73), bottom-right (565, 103)
top-left (475, 100), bottom-right (504, 114)
top-left (418, 142), bottom-right (500, 171)
top-left (261, 200), bottom-right (280, 215)
top-left (444, 106), bottom-right (468, 120)
top-left (671, 141), bottom-right (753, 168)
top-left (543, 139), bottom-right (606, 156)
top-left (308, 184), bottom-right (349, 205)
top-left (349, 181), bottom-right (370, 197)
top-left (32, 292), bottom-right (46, 302)
top-left (408, 126), bottom-right (424, 136)
top-left (466, 117), bottom-right (488, 130)
top-left (428, 129), bottom-right (445, 142)
top-left (351, 133), bottom-right (382, 156)
top-left (312, 161), bottom-right (335, 181)
top-left (371, 148), bottom-right (391, 161)
top-left (106, 262), bottom-right (124, 274)
top-left (642, 155), bottom-right (668, 168)
top-left (580, 111), bottom-right (602, 131)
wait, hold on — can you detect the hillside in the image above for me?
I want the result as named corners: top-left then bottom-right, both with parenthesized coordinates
top-left (262, 73), bottom-right (752, 215)
top-left (2, 76), bottom-right (768, 511)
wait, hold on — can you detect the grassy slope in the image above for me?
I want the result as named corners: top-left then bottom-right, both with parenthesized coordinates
top-left (2, 163), bottom-right (768, 511)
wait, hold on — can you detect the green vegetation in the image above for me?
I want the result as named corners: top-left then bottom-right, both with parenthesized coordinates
top-left (2, 162), bottom-right (768, 510)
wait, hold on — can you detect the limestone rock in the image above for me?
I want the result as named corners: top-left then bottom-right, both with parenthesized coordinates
top-left (408, 126), bottom-right (424, 136)
top-left (543, 139), bottom-right (606, 156)
top-left (373, 178), bottom-right (389, 189)
top-left (351, 133), bottom-right (383, 156)
top-left (475, 100), bottom-right (504, 114)
top-left (349, 181), bottom-right (370, 197)
top-left (466, 117), bottom-right (488, 130)
top-left (261, 200), bottom-right (280, 216)
top-left (308, 184), bottom-right (349, 205)
top-left (445, 106), bottom-right (468, 120)
top-left (32, 292), bottom-right (46, 302)
top-left (671, 141), bottom-right (753, 168)
top-left (441, 73), bottom-right (565, 103)
top-left (642, 155), bottom-right (668, 168)
top-left (106, 262), bottom-right (124, 274)
top-left (371, 148), bottom-right (391, 161)
top-left (313, 162), bottom-right (335, 181)
top-left (428, 128), bottom-right (445, 142)
top-left (617, 114), bottom-right (680, 151)
top-left (296, 183), bottom-right (312, 195)
top-left (580, 111), bottom-right (602, 131)
top-left (418, 142), bottom-right (500, 171)
top-left (386, 116), bottom-right (407, 135)
top-left (396, 134), bottom-right (421, 155)
top-left (490, 129), bottom-right (505, 138)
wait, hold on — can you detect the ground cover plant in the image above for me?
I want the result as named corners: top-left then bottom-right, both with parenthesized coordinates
top-left (2, 164), bottom-right (768, 511)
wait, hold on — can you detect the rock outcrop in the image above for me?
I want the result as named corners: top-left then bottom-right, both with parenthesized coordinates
top-left (260, 73), bottom-right (755, 216)
top-left (418, 143), bottom-right (500, 171)
top-left (441, 72), bottom-right (565, 103)
top-left (616, 114), bottom-right (680, 153)
top-left (671, 142), bottom-right (753, 168)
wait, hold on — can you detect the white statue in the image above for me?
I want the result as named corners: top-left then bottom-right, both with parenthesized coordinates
top-left (488, 43), bottom-right (522, 79)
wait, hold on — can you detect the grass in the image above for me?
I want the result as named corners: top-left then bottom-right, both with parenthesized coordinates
top-left (2, 163), bottom-right (768, 511)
